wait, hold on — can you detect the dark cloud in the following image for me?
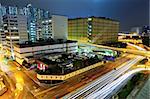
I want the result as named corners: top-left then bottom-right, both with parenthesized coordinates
top-left (0, 0), bottom-right (149, 31)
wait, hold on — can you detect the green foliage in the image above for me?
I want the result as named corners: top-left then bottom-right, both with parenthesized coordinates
top-left (117, 73), bottom-right (145, 99)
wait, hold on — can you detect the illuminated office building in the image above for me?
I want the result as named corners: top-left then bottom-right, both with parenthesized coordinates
top-left (0, 28), bottom-right (5, 46)
top-left (37, 15), bottom-right (68, 41)
top-left (6, 6), bottom-right (18, 15)
top-left (3, 15), bottom-right (28, 59)
top-left (23, 4), bottom-right (51, 42)
top-left (37, 19), bottom-right (52, 40)
top-left (0, 3), bottom-right (51, 42)
top-left (0, 4), bottom-right (6, 27)
top-left (68, 16), bottom-right (119, 44)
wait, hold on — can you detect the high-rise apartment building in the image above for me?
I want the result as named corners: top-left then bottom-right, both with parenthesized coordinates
top-left (0, 28), bottom-right (5, 46)
top-left (37, 15), bottom-right (68, 41)
top-left (68, 16), bottom-right (119, 44)
top-left (3, 15), bottom-right (28, 58)
top-left (23, 4), bottom-right (51, 42)
top-left (6, 6), bottom-right (18, 15)
top-left (0, 4), bottom-right (6, 26)
top-left (37, 19), bottom-right (52, 40)
top-left (52, 15), bottom-right (68, 40)
top-left (0, 3), bottom-right (51, 42)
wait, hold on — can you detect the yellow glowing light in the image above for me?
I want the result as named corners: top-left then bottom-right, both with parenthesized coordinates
top-left (16, 83), bottom-right (23, 91)
top-left (14, 73), bottom-right (24, 85)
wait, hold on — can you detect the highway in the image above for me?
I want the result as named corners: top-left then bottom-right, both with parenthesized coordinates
top-left (35, 54), bottom-right (131, 98)
top-left (63, 43), bottom-right (147, 99)
top-left (86, 68), bottom-right (150, 99)
top-left (0, 42), bottom-right (148, 98)
top-left (62, 55), bottom-right (145, 99)
top-left (127, 43), bottom-right (146, 51)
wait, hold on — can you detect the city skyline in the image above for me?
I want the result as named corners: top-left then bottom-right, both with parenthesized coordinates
top-left (0, 0), bottom-right (149, 31)
top-left (0, 1), bottom-right (149, 99)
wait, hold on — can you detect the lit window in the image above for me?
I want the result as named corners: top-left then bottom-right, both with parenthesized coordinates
top-left (89, 25), bottom-right (92, 28)
top-left (89, 29), bottom-right (92, 32)
top-left (88, 18), bottom-right (92, 21)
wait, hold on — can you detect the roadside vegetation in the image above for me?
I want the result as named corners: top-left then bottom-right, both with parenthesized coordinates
top-left (117, 73), bottom-right (148, 99)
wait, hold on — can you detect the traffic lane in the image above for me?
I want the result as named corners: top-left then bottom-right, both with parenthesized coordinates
top-left (0, 74), bottom-right (12, 99)
top-left (7, 61), bottom-right (47, 96)
top-left (38, 55), bottom-right (131, 98)
top-left (64, 57), bottom-right (138, 99)
top-left (88, 68), bottom-right (150, 99)
top-left (0, 60), bottom-right (44, 98)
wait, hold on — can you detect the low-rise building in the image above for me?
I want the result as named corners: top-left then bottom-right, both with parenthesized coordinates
top-left (13, 40), bottom-right (78, 65)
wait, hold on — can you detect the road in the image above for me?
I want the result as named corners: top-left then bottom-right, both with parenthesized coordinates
top-left (0, 50), bottom-right (47, 99)
top-left (86, 68), bottom-right (150, 99)
top-left (0, 42), bottom-right (148, 98)
top-left (83, 43), bottom-right (148, 99)
top-left (79, 42), bottom-right (150, 57)
top-left (62, 55), bottom-right (144, 99)
top-left (34, 54), bottom-right (131, 98)
top-left (127, 43), bottom-right (146, 51)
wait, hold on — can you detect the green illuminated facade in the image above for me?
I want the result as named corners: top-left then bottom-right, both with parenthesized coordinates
top-left (68, 16), bottom-right (119, 44)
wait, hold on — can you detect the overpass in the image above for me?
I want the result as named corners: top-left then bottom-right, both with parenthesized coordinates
top-left (118, 33), bottom-right (142, 44)
top-left (118, 33), bottom-right (139, 36)
top-left (118, 39), bottom-right (142, 44)
top-left (79, 42), bottom-right (150, 57)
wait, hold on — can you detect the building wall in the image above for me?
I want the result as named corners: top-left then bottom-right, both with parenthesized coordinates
top-left (0, 28), bottom-right (5, 46)
top-left (68, 17), bottom-right (119, 44)
top-left (92, 18), bottom-right (119, 44)
top-left (52, 15), bottom-right (68, 40)
top-left (17, 15), bottom-right (28, 43)
top-left (37, 18), bottom-right (53, 40)
top-left (3, 15), bottom-right (28, 58)
top-left (68, 18), bottom-right (88, 43)
top-left (37, 61), bottom-right (103, 81)
top-left (13, 42), bottom-right (78, 64)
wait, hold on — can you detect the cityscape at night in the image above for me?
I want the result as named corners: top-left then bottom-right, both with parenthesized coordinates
top-left (0, 0), bottom-right (149, 99)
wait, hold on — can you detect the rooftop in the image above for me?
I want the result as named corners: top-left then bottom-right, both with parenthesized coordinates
top-left (14, 39), bottom-right (77, 48)
top-left (69, 16), bottom-right (119, 22)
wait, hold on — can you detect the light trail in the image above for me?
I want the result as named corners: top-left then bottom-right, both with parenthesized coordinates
top-left (86, 68), bottom-right (150, 99)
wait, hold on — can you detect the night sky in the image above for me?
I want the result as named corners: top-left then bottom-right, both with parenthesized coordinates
top-left (0, 0), bottom-right (149, 31)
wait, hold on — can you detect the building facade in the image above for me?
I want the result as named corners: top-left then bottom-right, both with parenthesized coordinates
top-left (0, 3), bottom-right (51, 42)
top-left (37, 15), bottom-right (68, 41)
top-left (37, 19), bottom-right (52, 40)
top-left (52, 15), bottom-right (68, 40)
top-left (131, 27), bottom-right (142, 35)
top-left (0, 4), bottom-right (68, 43)
top-left (0, 28), bottom-right (5, 46)
top-left (13, 40), bottom-right (78, 64)
top-left (68, 16), bottom-right (119, 44)
top-left (3, 15), bottom-right (28, 58)
top-left (142, 26), bottom-right (150, 47)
